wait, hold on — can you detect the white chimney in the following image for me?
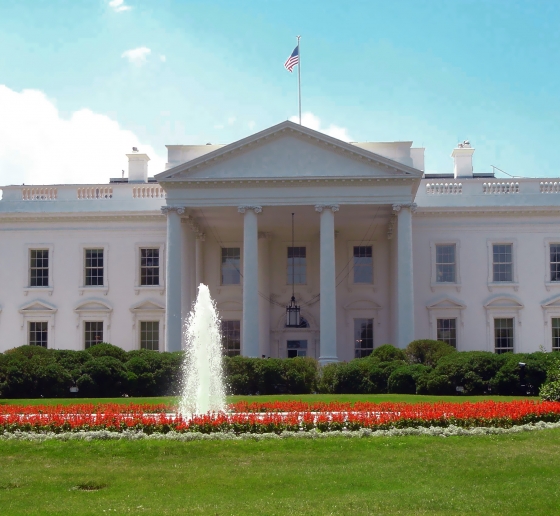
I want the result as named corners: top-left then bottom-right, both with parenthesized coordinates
top-left (126, 150), bottom-right (150, 183)
top-left (452, 141), bottom-right (474, 178)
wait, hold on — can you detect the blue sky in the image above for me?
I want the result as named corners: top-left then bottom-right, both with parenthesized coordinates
top-left (1, 0), bottom-right (559, 184)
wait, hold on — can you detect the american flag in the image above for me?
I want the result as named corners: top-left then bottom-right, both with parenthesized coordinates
top-left (284, 45), bottom-right (299, 72)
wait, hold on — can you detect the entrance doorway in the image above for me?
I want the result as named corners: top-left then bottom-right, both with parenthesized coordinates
top-left (287, 339), bottom-right (308, 358)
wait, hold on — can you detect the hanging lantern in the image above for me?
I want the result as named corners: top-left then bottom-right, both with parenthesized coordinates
top-left (285, 212), bottom-right (301, 327)
top-left (286, 295), bottom-right (301, 327)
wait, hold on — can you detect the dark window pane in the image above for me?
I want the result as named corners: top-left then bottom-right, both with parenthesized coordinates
top-left (492, 244), bottom-right (513, 282)
top-left (84, 321), bottom-right (104, 349)
top-left (551, 245), bottom-right (560, 282)
top-left (85, 249), bottom-right (104, 286)
top-left (436, 244), bottom-right (456, 283)
top-left (221, 320), bottom-right (241, 356)
top-left (354, 318), bottom-right (374, 358)
top-left (29, 249), bottom-right (49, 287)
top-left (437, 318), bottom-right (457, 348)
top-left (140, 248), bottom-right (160, 286)
top-left (28, 321), bottom-right (48, 347)
top-left (494, 318), bottom-right (514, 353)
top-left (140, 321), bottom-right (159, 351)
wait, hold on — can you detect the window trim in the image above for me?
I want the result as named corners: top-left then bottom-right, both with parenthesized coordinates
top-left (134, 243), bottom-right (165, 295)
top-left (24, 244), bottom-right (54, 296)
top-left (19, 300), bottom-right (57, 348)
top-left (430, 240), bottom-right (461, 292)
top-left (544, 239), bottom-right (560, 291)
top-left (487, 239), bottom-right (519, 291)
top-left (220, 244), bottom-right (243, 287)
top-left (346, 240), bottom-right (376, 289)
top-left (426, 297), bottom-right (465, 351)
top-left (79, 244), bottom-right (109, 296)
top-left (541, 295), bottom-right (560, 351)
top-left (74, 300), bottom-right (112, 349)
top-left (130, 300), bottom-right (165, 351)
top-left (484, 296), bottom-right (523, 352)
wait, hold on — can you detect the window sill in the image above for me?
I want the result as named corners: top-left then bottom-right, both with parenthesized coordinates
top-left (24, 287), bottom-right (53, 296)
top-left (79, 286), bottom-right (109, 296)
top-left (487, 282), bottom-right (519, 292)
top-left (134, 285), bottom-right (165, 295)
top-left (545, 282), bottom-right (560, 291)
top-left (430, 283), bottom-right (462, 292)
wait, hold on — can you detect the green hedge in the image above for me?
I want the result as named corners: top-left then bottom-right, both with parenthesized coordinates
top-left (0, 342), bottom-right (558, 398)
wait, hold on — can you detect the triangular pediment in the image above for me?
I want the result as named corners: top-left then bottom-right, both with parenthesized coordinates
top-left (484, 296), bottom-right (524, 309)
top-left (74, 300), bottom-right (112, 313)
top-left (130, 300), bottom-right (165, 312)
top-left (19, 300), bottom-right (57, 313)
top-left (156, 121), bottom-right (422, 183)
top-left (542, 295), bottom-right (560, 309)
top-left (427, 297), bottom-right (466, 310)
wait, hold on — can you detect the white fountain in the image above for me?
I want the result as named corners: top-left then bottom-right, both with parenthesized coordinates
top-left (178, 284), bottom-right (226, 416)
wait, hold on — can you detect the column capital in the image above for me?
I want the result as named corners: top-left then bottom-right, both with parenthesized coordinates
top-left (392, 203), bottom-right (417, 214)
top-left (314, 204), bottom-right (339, 213)
top-left (238, 205), bottom-right (262, 214)
top-left (161, 206), bottom-right (186, 215)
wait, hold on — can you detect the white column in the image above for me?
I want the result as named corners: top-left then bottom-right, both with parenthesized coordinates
top-left (195, 234), bottom-right (204, 290)
top-left (258, 232), bottom-right (270, 358)
top-left (181, 222), bottom-right (196, 321)
top-left (164, 207), bottom-right (184, 352)
top-left (393, 203), bottom-right (416, 348)
top-left (239, 205), bottom-right (261, 357)
top-left (315, 204), bottom-right (339, 365)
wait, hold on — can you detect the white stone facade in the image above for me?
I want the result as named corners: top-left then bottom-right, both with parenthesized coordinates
top-left (1, 121), bottom-right (559, 361)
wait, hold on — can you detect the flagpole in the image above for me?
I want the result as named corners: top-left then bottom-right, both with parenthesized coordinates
top-left (297, 35), bottom-right (301, 125)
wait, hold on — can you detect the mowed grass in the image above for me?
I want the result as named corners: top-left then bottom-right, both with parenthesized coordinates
top-left (0, 393), bottom-right (537, 407)
top-left (1, 429), bottom-right (560, 515)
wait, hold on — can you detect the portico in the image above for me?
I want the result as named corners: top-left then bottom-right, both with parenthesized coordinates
top-left (156, 121), bottom-right (423, 360)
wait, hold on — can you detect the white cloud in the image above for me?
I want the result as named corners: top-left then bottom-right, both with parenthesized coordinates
top-left (227, 117), bottom-right (236, 126)
top-left (121, 47), bottom-right (151, 65)
top-left (109, 0), bottom-right (132, 12)
top-left (289, 112), bottom-right (352, 142)
top-left (248, 121), bottom-right (256, 130)
top-left (159, 55), bottom-right (167, 62)
top-left (0, 86), bottom-right (165, 185)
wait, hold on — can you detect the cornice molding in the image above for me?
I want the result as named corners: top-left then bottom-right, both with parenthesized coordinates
top-left (163, 176), bottom-right (416, 189)
top-left (0, 213), bottom-right (165, 224)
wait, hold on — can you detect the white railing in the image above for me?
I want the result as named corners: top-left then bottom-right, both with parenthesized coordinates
top-left (482, 182), bottom-right (520, 194)
top-left (425, 183), bottom-right (462, 195)
top-left (77, 187), bottom-right (113, 200)
top-left (21, 187), bottom-right (58, 201)
top-left (132, 185), bottom-right (166, 199)
top-left (540, 182), bottom-right (560, 193)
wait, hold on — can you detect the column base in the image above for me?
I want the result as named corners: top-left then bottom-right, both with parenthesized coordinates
top-left (318, 356), bottom-right (339, 366)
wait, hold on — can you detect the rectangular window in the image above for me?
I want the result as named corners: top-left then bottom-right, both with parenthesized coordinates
top-left (551, 244), bottom-right (560, 282)
top-left (493, 244), bottom-right (513, 282)
top-left (28, 321), bottom-right (48, 347)
top-left (494, 318), bottom-right (514, 354)
top-left (221, 248), bottom-right (241, 285)
top-left (553, 318), bottom-right (560, 352)
top-left (287, 340), bottom-right (308, 358)
top-left (437, 318), bottom-right (457, 348)
top-left (84, 321), bottom-right (104, 349)
top-left (287, 247), bottom-right (307, 284)
top-left (140, 321), bottom-right (159, 351)
top-left (354, 318), bottom-right (374, 358)
top-left (140, 248), bottom-right (160, 286)
top-left (29, 249), bottom-right (49, 287)
top-left (84, 249), bottom-right (104, 286)
top-left (436, 244), bottom-right (456, 283)
top-left (353, 246), bottom-right (373, 284)
top-left (221, 320), bottom-right (240, 356)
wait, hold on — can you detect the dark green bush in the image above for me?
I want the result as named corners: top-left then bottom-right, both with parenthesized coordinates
top-left (387, 364), bottom-right (430, 394)
top-left (371, 344), bottom-right (407, 363)
top-left (405, 339), bottom-right (456, 367)
top-left (80, 356), bottom-right (128, 397)
top-left (85, 342), bottom-right (127, 362)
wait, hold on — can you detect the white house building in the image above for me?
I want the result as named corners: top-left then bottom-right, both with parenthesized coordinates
top-left (1, 120), bottom-right (559, 363)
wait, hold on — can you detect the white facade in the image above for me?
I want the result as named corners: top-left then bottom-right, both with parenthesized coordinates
top-left (1, 121), bottom-right (559, 361)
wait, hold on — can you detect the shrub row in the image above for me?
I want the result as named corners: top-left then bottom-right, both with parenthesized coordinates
top-left (1, 340), bottom-right (558, 398)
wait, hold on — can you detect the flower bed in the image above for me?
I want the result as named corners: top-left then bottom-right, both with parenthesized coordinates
top-left (2, 400), bottom-right (560, 435)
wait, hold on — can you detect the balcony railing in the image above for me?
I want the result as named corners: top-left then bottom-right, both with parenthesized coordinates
top-left (11, 184), bottom-right (167, 202)
top-left (425, 183), bottom-right (462, 195)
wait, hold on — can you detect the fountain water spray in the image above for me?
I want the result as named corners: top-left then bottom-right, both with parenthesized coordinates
top-left (178, 284), bottom-right (226, 416)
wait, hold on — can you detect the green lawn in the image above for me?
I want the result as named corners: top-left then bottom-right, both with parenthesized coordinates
top-left (0, 393), bottom-right (537, 407)
top-left (1, 429), bottom-right (559, 515)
